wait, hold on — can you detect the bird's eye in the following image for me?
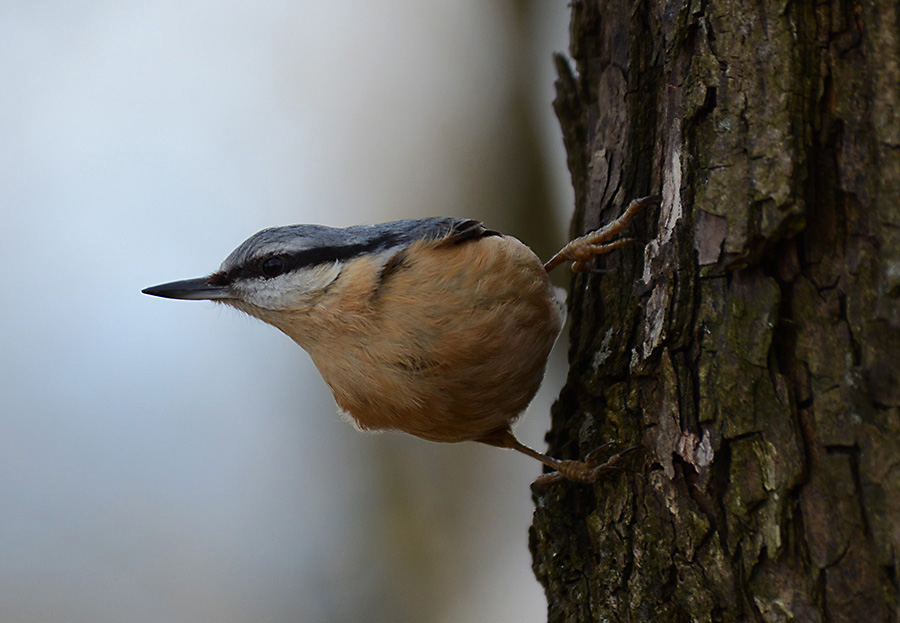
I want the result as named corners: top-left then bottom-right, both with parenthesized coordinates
top-left (261, 256), bottom-right (286, 278)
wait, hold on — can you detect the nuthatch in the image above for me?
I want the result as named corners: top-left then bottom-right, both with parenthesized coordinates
top-left (143, 196), bottom-right (656, 483)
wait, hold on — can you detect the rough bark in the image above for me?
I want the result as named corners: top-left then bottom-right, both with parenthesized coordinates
top-left (529, 1), bottom-right (900, 621)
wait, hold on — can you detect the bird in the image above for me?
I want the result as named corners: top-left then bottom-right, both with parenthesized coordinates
top-left (143, 195), bottom-right (656, 483)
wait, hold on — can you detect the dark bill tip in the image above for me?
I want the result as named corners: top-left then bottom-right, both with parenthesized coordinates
top-left (142, 277), bottom-right (232, 301)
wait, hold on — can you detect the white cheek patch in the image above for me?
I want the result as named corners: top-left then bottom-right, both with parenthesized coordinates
top-left (238, 261), bottom-right (343, 310)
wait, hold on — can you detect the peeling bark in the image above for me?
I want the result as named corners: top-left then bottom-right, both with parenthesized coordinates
top-left (529, 1), bottom-right (900, 621)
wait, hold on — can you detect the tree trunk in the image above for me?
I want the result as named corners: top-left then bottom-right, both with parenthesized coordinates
top-left (529, 1), bottom-right (900, 621)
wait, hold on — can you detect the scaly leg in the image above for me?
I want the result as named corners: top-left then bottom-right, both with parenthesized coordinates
top-left (544, 195), bottom-right (659, 273)
top-left (481, 430), bottom-right (638, 485)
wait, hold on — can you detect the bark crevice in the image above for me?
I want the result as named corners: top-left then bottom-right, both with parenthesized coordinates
top-left (530, 1), bottom-right (900, 620)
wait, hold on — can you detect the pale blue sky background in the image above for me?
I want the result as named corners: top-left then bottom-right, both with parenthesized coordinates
top-left (0, 1), bottom-right (573, 621)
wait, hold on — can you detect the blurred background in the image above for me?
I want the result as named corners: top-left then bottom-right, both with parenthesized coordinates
top-left (0, 1), bottom-right (574, 621)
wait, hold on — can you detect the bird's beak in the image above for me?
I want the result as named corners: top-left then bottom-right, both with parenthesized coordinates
top-left (142, 277), bottom-right (232, 301)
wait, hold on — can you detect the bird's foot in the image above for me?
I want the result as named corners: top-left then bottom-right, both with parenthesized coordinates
top-left (533, 444), bottom-right (639, 488)
top-left (543, 195), bottom-right (660, 272)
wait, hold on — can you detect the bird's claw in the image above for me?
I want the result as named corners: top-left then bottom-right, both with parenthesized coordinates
top-left (532, 444), bottom-right (640, 488)
top-left (543, 195), bottom-right (659, 273)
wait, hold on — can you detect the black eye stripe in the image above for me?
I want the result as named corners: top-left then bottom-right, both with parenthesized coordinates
top-left (205, 219), bottom-right (498, 288)
top-left (208, 233), bottom-right (403, 286)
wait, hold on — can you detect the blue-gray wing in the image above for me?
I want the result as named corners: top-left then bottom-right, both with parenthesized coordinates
top-left (343, 217), bottom-right (498, 250)
top-left (370, 218), bottom-right (500, 285)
